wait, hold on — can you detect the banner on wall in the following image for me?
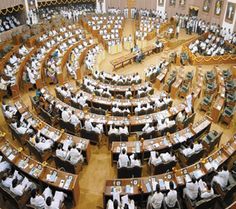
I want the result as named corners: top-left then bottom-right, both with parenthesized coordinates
top-left (225, 2), bottom-right (235, 22)
top-left (169, 0), bottom-right (176, 6)
top-left (214, 0), bottom-right (223, 16)
top-left (202, 0), bottom-right (211, 13)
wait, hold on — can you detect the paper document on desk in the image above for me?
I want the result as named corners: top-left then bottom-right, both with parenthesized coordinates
top-left (125, 185), bottom-right (133, 194)
top-left (204, 162), bottom-right (213, 171)
top-left (8, 153), bottom-right (15, 161)
top-left (211, 160), bottom-right (219, 170)
top-left (64, 177), bottom-right (72, 189)
top-left (146, 182), bottom-right (152, 192)
top-left (159, 179), bottom-right (165, 190)
top-left (135, 142), bottom-right (140, 153)
top-left (193, 169), bottom-right (204, 179)
top-left (184, 174), bottom-right (192, 183)
top-left (152, 179), bottom-right (157, 191)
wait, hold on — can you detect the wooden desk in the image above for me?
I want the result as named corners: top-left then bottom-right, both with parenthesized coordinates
top-left (110, 44), bottom-right (159, 70)
top-left (14, 100), bottom-right (91, 163)
top-left (111, 117), bottom-right (211, 164)
top-left (41, 88), bottom-right (186, 133)
top-left (0, 139), bottom-right (80, 205)
top-left (104, 135), bottom-right (236, 208)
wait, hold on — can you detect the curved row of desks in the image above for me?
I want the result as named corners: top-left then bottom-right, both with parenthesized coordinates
top-left (103, 135), bottom-right (236, 208)
top-left (111, 116), bottom-right (212, 164)
top-left (58, 82), bottom-right (169, 112)
top-left (14, 100), bottom-right (91, 163)
top-left (0, 137), bottom-right (80, 205)
top-left (41, 88), bottom-right (186, 132)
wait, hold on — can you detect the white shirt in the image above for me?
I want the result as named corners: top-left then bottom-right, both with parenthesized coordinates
top-left (61, 110), bottom-right (71, 122)
top-left (66, 148), bottom-right (83, 165)
top-left (118, 153), bottom-right (129, 167)
top-left (151, 192), bottom-right (164, 209)
top-left (70, 114), bottom-right (81, 127)
top-left (185, 182), bottom-right (199, 200)
top-left (213, 170), bottom-right (229, 189)
top-left (30, 195), bottom-right (45, 208)
top-left (165, 189), bottom-right (177, 208)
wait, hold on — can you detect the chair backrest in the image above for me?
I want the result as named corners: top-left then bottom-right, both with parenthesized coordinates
top-left (54, 156), bottom-right (76, 174)
top-left (195, 194), bottom-right (220, 209)
top-left (155, 160), bottom-right (177, 175)
top-left (108, 134), bottom-right (120, 144)
top-left (59, 119), bottom-right (76, 135)
top-left (117, 166), bottom-right (130, 178)
top-left (26, 141), bottom-right (43, 162)
top-left (132, 166), bottom-right (142, 177)
top-left (81, 129), bottom-right (99, 144)
top-left (187, 149), bottom-right (205, 166)
top-left (0, 183), bottom-right (20, 208)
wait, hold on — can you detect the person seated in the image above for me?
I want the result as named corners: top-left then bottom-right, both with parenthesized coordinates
top-left (176, 110), bottom-right (186, 123)
top-left (118, 149), bottom-right (130, 168)
top-left (45, 191), bottom-right (67, 209)
top-left (193, 141), bottom-right (203, 152)
top-left (211, 165), bottom-right (229, 189)
top-left (198, 179), bottom-right (214, 199)
top-left (12, 120), bottom-right (33, 135)
top-left (108, 124), bottom-right (119, 135)
top-left (165, 181), bottom-right (177, 208)
top-left (149, 184), bottom-right (164, 209)
top-left (119, 124), bottom-right (129, 135)
top-left (56, 143), bottom-right (67, 159)
top-left (61, 107), bottom-right (71, 122)
top-left (31, 133), bottom-right (54, 152)
top-left (183, 176), bottom-right (199, 201)
top-left (10, 177), bottom-right (32, 197)
top-left (181, 143), bottom-right (194, 157)
top-left (142, 122), bottom-right (155, 133)
top-left (66, 144), bottom-right (84, 165)
top-left (30, 189), bottom-right (46, 208)
top-left (0, 156), bottom-right (11, 173)
top-left (70, 110), bottom-right (81, 127)
top-left (2, 103), bottom-right (17, 119)
top-left (130, 154), bottom-right (141, 167)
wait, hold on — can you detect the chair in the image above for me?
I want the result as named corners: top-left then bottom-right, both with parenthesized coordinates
top-left (177, 113), bottom-right (196, 130)
top-left (29, 96), bottom-right (41, 114)
top-left (226, 92), bottom-right (236, 107)
top-left (199, 95), bottom-right (213, 112)
top-left (26, 141), bottom-right (52, 162)
top-left (184, 193), bottom-right (221, 209)
top-left (179, 83), bottom-right (189, 98)
top-left (54, 155), bottom-right (81, 174)
top-left (212, 172), bottom-right (236, 201)
top-left (117, 166), bottom-right (130, 178)
top-left (8, 124), bottom-right (30, 145)
top-left (80, 128), bottom-right (101, 146)
top-left (151, 160), bottom-right (177, 175)
top-left (202, 130), bottom-right (222, 153)
top-left (140, 130), bottom-right (157, 140)
top-left (59, 119), bottom-right (79, 135)
top-left (133, 166), bottom-right (142, 177)
top-left (39, 108), bottom-right (58, 126)
top-left (177, 149), bottom-right (205, 167)
top-left (221, 106), bottom-right (234, 126)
